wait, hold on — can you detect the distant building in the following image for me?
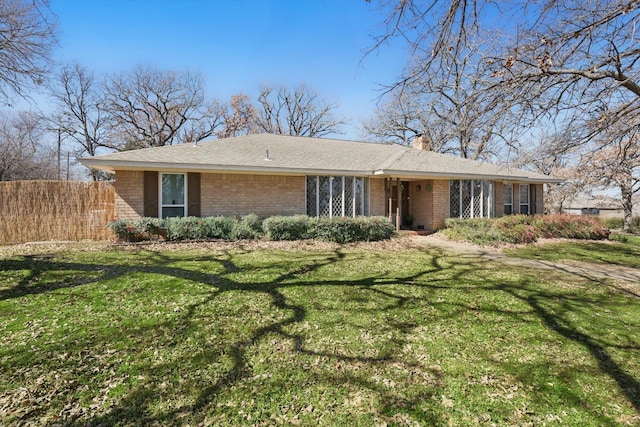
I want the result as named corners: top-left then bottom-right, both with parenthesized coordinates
top-left (563, 196), bottom-right (635, 218)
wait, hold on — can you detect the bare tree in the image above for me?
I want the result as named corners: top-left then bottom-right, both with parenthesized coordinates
top-left (364, 39), bottom-right (515, 160)
top-left (0, 0), bottom-right (56, 103)
top-left (216, 93), bottom-right (258, 138)
top-left (180, 98), bottom-right (227, 144)
top-left (363, 89), bottom-right (435, 146)
top-left (48, 63), bottom-right (107, 157)
top-left (0, 110), bottom-right (56, 180)
top-left (371, 1), bottom-right (640, 143)
top-left (371, 1), bottom-right (640, 211)
top-left (255, 84), bottom-right (345, 137)
top-left (102, 65), bottom-right (208, 150)
top-left (580, 128), bottom-right (640, 231)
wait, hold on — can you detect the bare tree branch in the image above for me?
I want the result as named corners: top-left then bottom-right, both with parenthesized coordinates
top-left (0, 0), bottom-right (56, 103)
top-left (0, 110), bottom-right (55, 180)
top-left (102, 65), bottom-right (207, 150)
top-left (255, 84), bottom-right (345, 137)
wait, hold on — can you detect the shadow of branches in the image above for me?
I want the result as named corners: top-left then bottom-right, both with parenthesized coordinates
top-left (0, 245), bottom-right (638, 425)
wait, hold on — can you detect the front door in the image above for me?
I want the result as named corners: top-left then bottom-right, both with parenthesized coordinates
top-left (391, 181), bottom-right (410, 227)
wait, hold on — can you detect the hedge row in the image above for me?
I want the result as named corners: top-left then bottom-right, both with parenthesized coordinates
top-left (443, 214), bottom-right (610, 245)
top-left (108, 215), bottom-right (396, 243)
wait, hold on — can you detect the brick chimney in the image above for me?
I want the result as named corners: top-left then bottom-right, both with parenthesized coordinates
top-left (412, 134), bottom-right (430, 151)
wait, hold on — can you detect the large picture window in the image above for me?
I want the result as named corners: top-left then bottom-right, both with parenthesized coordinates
top-left (450, 179), bottom-right (493, 219)
top-left (306, 176), bottom-right (369, 217)
top-left (161, 173), bottom-right (186, 218)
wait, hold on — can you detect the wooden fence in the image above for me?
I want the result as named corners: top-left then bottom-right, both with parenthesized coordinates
top-left (0, 181), bottom-right (115, 245)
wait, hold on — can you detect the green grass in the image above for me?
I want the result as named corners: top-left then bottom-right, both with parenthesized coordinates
top-left (1, 243), bottom-right (639, 426)
top-left (506, 234), bottom-right (640, 269)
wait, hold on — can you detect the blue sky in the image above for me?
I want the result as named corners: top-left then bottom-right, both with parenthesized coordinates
top-left (48, 0), bottom-right (408, 139)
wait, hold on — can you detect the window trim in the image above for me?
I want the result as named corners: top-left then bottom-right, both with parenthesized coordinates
top-left (159, 172), bottom-right (188, 218)
top-left (503, 183), bottom-right (513, 215)
top-left (519, 183), bottom-right (530, 215)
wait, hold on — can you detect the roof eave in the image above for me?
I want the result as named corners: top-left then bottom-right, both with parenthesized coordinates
top-left (373, 169), bottom-right (564, 183)
top-left (78, 158), bottom-right (374, 177)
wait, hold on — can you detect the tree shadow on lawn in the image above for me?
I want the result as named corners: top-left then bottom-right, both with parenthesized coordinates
top-left (0, 246), bottom-right (639, 425)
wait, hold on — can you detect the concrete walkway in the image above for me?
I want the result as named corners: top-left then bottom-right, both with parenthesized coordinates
top-left (409, 235), bottom-right (640, 292)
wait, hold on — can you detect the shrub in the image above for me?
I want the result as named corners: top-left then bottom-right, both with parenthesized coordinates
top-left (232, 213), bottom-right (263, 240)
top-left (312, 216), bottom-right (394, 243)
top-left (443, 218), bottom-right (503, 245)
top-left (360, 216), bottom-right (396, 241)
top-left (107, 218), bottom-right (140, 242)
top-left (108, 215), bottom-right (394, 243)
top-left (107, 217), bottom-right (165, 242)
top-left (137, 217), bottom-right (165, 236)
top-left (500, 223), bottom-right (538, 244)
top-left (164, 216), bottom-right (210, 241)
top-left (444, 214), bottom-right (610, 246)
top-left (262, 215), bottom-right (311, 240)
top-left (204, 216), bottom-right (236, 240)
top-left (313, 217), bottom-right (358, 243)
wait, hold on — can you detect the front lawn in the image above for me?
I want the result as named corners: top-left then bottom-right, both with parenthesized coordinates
top-left (505, 234), bottom-right (640, 269)
top-left (1, 243), bottom-right (639, 426)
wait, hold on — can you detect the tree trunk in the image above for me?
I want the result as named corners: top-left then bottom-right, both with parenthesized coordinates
top-left (620, 180), bottom-right (634, 233)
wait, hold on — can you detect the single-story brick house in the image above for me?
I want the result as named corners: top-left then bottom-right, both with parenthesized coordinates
top-left (80, 134), bottom-right (562, 231)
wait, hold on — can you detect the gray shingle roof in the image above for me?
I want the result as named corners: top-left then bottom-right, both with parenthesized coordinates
top-left (80, 133), bottom-right (562, 183)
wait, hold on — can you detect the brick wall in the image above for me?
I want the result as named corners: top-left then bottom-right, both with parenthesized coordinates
top-left (431, 180), bottom-right (450, 230)
top-left (201, 173), bottom-right (305, 217)
top-left (114, 170), bottom-right (144, 219)
top-left (405, 180), bottom-right (433, 230)
top-left (369, 178), bottom-right (386, 216)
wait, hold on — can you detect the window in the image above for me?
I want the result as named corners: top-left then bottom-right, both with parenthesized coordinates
top-left (503, 183), bottom-right (513, 215)
top-left (449, 179), bottom-right (493, 219)
top-left (519, 184), bottom-right (530, 214)
top-left (306, 176), bottom-right (369, 217)
top-left (581, 208), bottom-right (599, 216)
top-left (161, 173), bottom-right (186, 218)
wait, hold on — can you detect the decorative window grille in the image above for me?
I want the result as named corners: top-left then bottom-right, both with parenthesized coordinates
top-left (344, 177), bottom-right (354, 216)
top-left (331, 176), bottom-right (343, 217)
top-left (449, 180), bottom-right (460, 218)
top-left (306, 176), bottom-right (369, 217)
top-left (472, 180), bottom-right (482, 217)
top-left (449, 179), bottom-right (494, 219)
top-left (306, 176), bottom-right (317, 217)
top-left (461, 180), bottom-right (472, 218)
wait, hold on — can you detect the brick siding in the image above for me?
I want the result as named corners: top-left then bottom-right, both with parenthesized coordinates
top-left (114, 170), bottom-right (144, 219)
top-left (200, 173), bottom-right (305, 217)
top-left (369, 178), bottom-right (386, 216)
top-left (431, 180), bottom-right (450, 230)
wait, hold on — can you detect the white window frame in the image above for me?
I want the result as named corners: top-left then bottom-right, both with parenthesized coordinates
top-left (519, 184), bottom-right (530, 215)
top-left (159, 172), bottom-right (188, 218)
top-left (504, 183), bottom-right (513, 215)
